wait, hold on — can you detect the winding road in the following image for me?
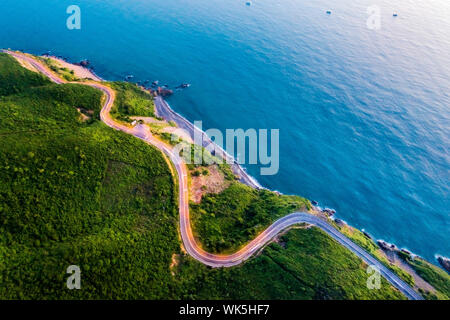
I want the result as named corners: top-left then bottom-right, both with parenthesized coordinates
top-left (4, 50), bottom-right (423, 300)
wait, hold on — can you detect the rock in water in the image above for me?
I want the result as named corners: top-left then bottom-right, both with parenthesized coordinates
top-left (437, 255), bottom-right (450, 273)
top-left (77, 59), bottom-right (90, 67)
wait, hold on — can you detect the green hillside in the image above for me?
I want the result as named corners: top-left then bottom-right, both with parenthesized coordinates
top-left (191, 183), bottom-right (310, 253)
top-left (0, 52), bottom-right (409, 299)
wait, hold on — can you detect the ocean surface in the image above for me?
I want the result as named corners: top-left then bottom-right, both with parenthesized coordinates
top-left (0, 0), bottom-right (448, 263)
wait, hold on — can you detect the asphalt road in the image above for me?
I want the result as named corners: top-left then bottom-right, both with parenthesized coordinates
top-left (4, 50), bottom-right (422, 300)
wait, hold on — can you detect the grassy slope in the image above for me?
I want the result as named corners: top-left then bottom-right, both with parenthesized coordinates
top-left (108, 81), bottom-right (155, 122)
top-left (38, 57), bottom-right (80, 82)
top-left (191, 183), bottom-right (311, 253)
top-left (0, 53), bottom-right (407, 299)
top-left (401, 255), bottom-right (450, 300)
top-left (336, 223), bottom-right (415, 287)
top-left (0, 54), bottom-right (51, 96)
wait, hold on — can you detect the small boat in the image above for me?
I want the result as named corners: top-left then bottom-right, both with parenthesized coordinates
top-left (393, 13), bottom-right (398, 17)
top-left (246, 1), bottom-right (252, 6)
top-left (326, 10), bottom-right (332, 14)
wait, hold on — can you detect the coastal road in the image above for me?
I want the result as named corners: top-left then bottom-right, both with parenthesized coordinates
top-left (4, 50), bottom-right (423, 300)
top-left (154, 96), bottom-right (262, 189)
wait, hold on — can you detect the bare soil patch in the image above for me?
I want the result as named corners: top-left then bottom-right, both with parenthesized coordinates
top-left (190, 164), bottom-right (231, 203)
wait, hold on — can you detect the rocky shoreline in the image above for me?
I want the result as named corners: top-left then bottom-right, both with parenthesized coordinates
top-left (152, 96), bottom-right (263, 189)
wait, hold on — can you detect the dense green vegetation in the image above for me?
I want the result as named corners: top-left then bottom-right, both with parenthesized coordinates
top-left (174, 227), bottom-right (405, 300)
top-left (191, 183), bottom-right (311, 253)
top-left (0, 54), bottom-right (51, 96)
top-left (0, 52), bottom-right (412, 300)
top-left (108, 81), bottom-right (155, 122)
top-left (0, 53), bottom-right (179, 298)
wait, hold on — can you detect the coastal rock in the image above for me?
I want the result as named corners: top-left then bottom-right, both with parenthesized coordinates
top-left (156, 86), bottom-right (173, 97)
top-left (78, 59), bottom-right (90, 67)
top-left (334, 219), bottom-right (346, 226)
top-left (362, 231), bottom-right (372, 239)
top-left (322, 208), bottom-right (336, 216)
top-left (401, 248), bottom-right (412, 255)
top-left (377, 240), bottom-right (395, 251)
top-left (437, 256), bottom-right (450, 273)
top-left (176, 83), bottom-right (191, 89)
top-left (377, 240), bottom-right (400, 252)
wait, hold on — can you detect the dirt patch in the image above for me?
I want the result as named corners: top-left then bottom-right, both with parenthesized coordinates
top-left (384, 250), bottom-right (437, 294)
top-left (77, 108), bottom-right (91, 122)
top-left (163, 126), bottom-right (193, 144)
top-left (130, 116), bottom-right (167, 125)
top-left (130, 116), bottom-right (193, 143)
top-left (12, 55), bottom-right (39, 73)
top-left (190, 164), bottom-right (231, 203)
top-left (170, 253), bottom-right (180, 276)
top-left (46, 56), bottom-right (102, 81)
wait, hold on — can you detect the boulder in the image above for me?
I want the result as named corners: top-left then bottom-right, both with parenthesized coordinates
top-left (377, 240), bottom-right (393, 251)
top-left (362, 231), bottom-right (372, 239)
top-left (437, 256), bottom-right (450, 273)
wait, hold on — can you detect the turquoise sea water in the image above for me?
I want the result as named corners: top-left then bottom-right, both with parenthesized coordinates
top-left (1, 0), bottom-right (448, 263)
